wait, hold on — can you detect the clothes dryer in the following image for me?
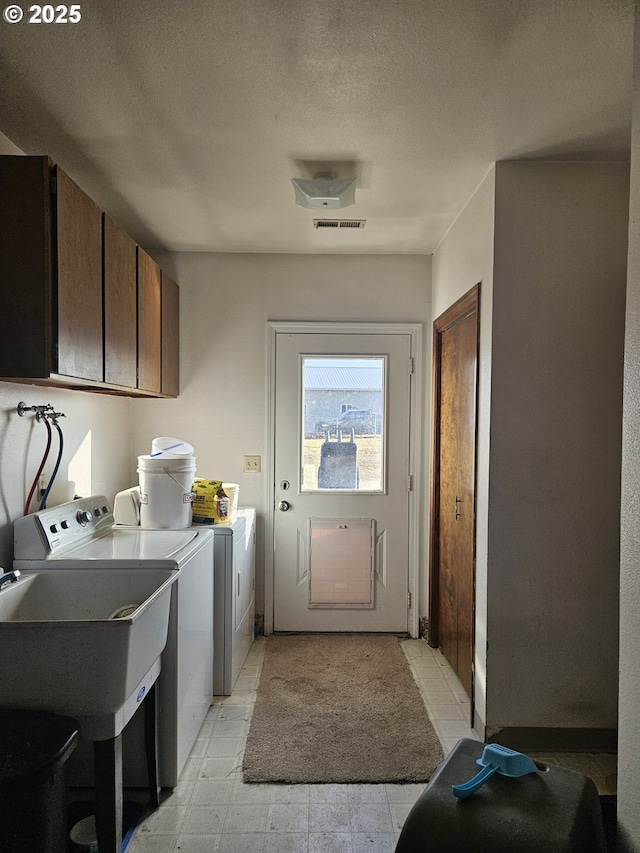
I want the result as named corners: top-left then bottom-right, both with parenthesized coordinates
top-left (203, 509), bottom-right (256, 695)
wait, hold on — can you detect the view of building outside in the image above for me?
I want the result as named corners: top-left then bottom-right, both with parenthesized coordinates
top-left (301, 357), bottom-right (385, 491)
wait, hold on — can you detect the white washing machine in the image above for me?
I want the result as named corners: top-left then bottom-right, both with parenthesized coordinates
top-left (13, 495), bottom-right (214, 788)
top-left (201, 508), bottom-right (256, 695)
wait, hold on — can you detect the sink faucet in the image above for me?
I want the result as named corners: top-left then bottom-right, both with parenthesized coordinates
top-left (0, 570), bottom-right (21, 589)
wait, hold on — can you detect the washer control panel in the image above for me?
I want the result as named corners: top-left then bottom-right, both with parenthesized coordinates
top-left (14, 495), bottom-right (113, 559)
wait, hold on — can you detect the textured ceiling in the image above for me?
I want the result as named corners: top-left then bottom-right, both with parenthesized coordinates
top-left (0, 0), bottom-right (634, 254)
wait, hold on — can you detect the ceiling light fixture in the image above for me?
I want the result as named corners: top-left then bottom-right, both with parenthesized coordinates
top-left (291, 177), bottom-right (357, 210)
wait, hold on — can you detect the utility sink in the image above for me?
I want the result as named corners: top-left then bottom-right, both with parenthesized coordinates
top-left (0, 569), bottom-right (178, 718)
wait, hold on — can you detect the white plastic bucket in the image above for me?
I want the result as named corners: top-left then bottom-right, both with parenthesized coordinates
top-left (222, 483), bottom-right (240, 521)
top-left (137, 455), bottom-right (196, 529)
top-left (150, 436), bottom-right (194, 458)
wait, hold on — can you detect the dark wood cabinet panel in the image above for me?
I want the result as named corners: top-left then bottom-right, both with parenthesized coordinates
top-left (138, 248), bottom-right (162, 393)
top-left (55, 166), bottom-right (103, 381)
top-left (0, 155), bottom-right (53, 378)
top-left (161, 272), bottom-right (179, 396)
top-left (104, 214), bottom-right (137, 387)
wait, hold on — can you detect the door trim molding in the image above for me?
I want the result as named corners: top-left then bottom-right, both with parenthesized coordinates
top-left (265, 320), bottom-right (424, 637)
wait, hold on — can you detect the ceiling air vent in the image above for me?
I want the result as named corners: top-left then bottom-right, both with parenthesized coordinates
top-left (313, 219), bottom-right (366, 229)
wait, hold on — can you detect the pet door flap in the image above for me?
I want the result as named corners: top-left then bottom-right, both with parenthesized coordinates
top-left (308, 518), bottom-right (374, 609)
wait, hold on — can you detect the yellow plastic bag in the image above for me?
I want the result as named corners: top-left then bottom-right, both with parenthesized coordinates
top-left (192, 479), bottom-right (230, 524)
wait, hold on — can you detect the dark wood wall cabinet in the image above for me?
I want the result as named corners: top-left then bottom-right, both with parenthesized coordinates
top-left (0, 155), bottom-right (179, 398)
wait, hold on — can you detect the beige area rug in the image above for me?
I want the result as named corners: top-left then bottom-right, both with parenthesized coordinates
top-left (242, 634), bottom-right (444, 784)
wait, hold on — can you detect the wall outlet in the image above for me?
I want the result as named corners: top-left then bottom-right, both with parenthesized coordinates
top-left (243, 455), bottom-right (261, 473)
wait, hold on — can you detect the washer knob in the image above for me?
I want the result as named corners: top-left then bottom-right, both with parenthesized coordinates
top-left (76, 509), bottom-right (93, 526)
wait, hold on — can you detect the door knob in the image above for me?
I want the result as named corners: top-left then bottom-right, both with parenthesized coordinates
top-left (279, 501), bottom-right (291, 512)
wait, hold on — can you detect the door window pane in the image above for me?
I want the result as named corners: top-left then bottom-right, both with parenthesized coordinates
top-left (301, 356), bottom-right (385, 492)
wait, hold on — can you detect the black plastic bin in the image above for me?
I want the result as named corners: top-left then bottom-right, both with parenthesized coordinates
top-left (395, 738), bottom-right (607, 853)
top-left (0, 709), bottom-right (79, 853)
top-left (317, 437), bottom-right (359, 488)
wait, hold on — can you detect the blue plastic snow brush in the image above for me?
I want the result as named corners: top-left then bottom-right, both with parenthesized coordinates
top-left (451, 743), bottom-right (538, 800)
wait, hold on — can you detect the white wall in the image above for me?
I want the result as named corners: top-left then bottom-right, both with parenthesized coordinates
top-left (488, 161), bottom-right (629, 731)
top-left (431, 168), bottom-right (496, 733)
top-left (0, 382), bottom-right (132, 567)
top-left (431, 161), bottom-right (629, 737)
top-left (618, 3), bottom-right (640, 848)
top-left (0, 132), bottom-right (133, 570)
top-left (130, 252), bottom-right (432, 620)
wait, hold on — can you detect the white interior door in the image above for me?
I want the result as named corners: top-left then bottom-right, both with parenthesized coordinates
top-left (273, 331), bottom-right (413, 632)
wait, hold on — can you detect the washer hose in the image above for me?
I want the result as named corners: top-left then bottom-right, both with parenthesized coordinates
top-left (24, 417), bottom-right (52, 516)
top-left (39, 421), bottom-right (64, 510)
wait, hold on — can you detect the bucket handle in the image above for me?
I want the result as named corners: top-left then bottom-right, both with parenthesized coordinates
top-left (164, 471), bottom-right (195, 494)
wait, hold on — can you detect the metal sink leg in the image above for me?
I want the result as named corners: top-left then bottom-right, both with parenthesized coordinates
top-left (94, 734), bottom-right (123, 853)
top-left (145, 681), bottom-right (161, 809)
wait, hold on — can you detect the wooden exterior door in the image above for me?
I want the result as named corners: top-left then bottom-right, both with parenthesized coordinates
top-left (429, 285), bottom-right (479, 701)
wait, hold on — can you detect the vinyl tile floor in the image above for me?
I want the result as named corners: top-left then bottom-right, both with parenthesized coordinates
top-left (126, 637), bottom-right (616, 853)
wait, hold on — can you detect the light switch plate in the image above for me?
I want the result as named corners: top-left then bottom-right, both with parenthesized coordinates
top-left (244, 455), bottom-right (261, 473)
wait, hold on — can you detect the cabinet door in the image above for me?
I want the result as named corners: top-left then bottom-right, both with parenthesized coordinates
top-left (138, 248), bottom-right (161, 393)
top-left (161, 272), bottom-right (179, 396)
top-left (0, 155), bottom-right (53, 378)
top-left (104, 214), bottom-right (137, 387)
top-left (55, 166), bottom-right (103, 381)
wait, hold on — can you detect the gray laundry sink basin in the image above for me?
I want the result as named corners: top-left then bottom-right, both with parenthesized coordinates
top-left (0, 568), bottom-right (178, 718)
